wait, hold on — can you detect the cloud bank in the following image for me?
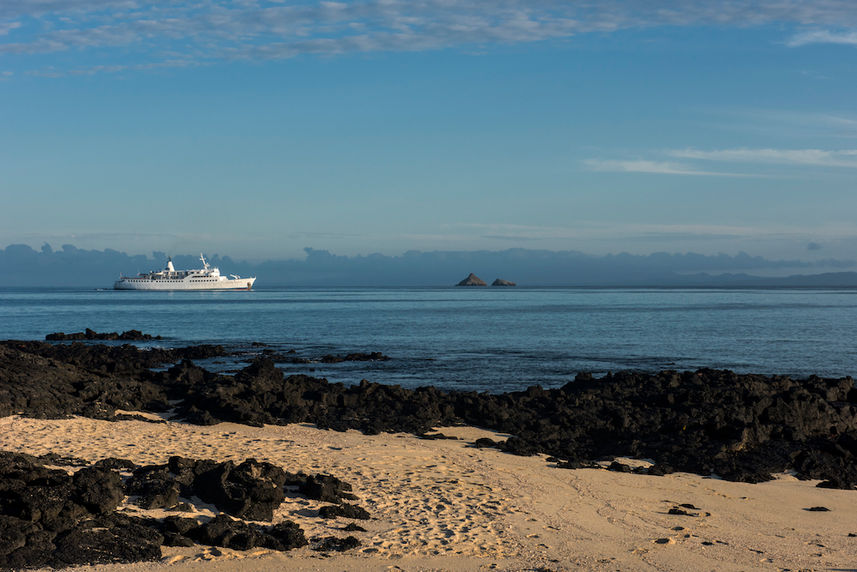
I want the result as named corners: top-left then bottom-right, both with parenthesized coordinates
top-left (2, 1), bottom-right (857, 75)
top-left (2, 242), bottom-right (854, 287)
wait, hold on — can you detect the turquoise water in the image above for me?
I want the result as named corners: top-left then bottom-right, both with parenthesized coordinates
top-left (2, 288), bottom-right (856, 392)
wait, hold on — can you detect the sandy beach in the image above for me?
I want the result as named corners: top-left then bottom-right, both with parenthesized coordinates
top-left (2, 414), bottom-right (855, 571)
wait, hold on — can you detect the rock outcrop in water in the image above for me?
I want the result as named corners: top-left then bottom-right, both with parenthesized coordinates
top-left (319, 352), bottom-right (390, 363)
top-left (491, 278), bottom-right (516, 286)
top-left (46, 329), bottom-right (162, 341)
top-left (266, 350), bottom-right (391, 365)
top-left (456, 273), bottom-right (487, 286)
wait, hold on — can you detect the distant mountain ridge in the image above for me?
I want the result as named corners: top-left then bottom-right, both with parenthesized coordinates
top-left (1, 243), bottom-right (855, 288)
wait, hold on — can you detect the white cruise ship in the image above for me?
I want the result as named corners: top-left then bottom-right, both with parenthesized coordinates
top-left (114, 254), bottom-right (256, 291)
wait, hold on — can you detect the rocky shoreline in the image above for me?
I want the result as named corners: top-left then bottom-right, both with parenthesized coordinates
top-left (2, 332), bottom-right (857, 568)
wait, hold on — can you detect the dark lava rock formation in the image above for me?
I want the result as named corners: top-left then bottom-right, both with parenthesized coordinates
top-left (0, 452), bottom-right (365, 569)
top-left (46, 329), bottom-right (162, 341)
top-left (181, 514), bottom-right (306, 551)
top-left (456, 273), bottom-right (487, 286)
top-left (128, 457), bottom-right (287, 520)
top-left (0, 451), bottom-right (162, 569)
top-left (2, 339), bottom-right (857, 488)
top-left (127, 456), bottom-right (358, 521)
top-left (312, 535), bottom-right (361, 551)
top-left (265, 350), bottom-right (390, 365)
top-left (320, 352), bottom-right (390, 363)
top-left (0, 341), bottom-right (225, 420)
top-left (491, 278), bottom-right (516, 287)
top-left (3, 335), bottom-right (857, 566)
top-left (319, 503), bottom-right (371, 520)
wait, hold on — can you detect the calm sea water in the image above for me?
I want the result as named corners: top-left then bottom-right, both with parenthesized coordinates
top-left (2, 288), bottom-right (856, 392)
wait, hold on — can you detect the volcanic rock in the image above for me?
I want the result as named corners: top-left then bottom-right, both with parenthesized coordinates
top-left (127, 465), bottom-right (181, 510)
top-left (4, 338), bottom-right (857, 491)
top-left (474, 438), bottom-right (500, 449)
top-left (491, 278), bottom-right (516, 286)
top-left (186, 515), bottom-right (268, 550)
top-left (129, 457), bottom-right (287, 521)
top-left (265, 520), bottom-right (309, 550)
top-left (0, 449), bottom-right (357, 567)
top-left (285, 473), bottom-right (357, 503)
top-left (185, 515), bottom-right (307, 551)
top-left (607, 461), bottom-right (632, 473)
top-left (158, 515), bottom-right (198, 546)
top-left (195, 459), bottom-right (287, 521)
top-left (342, 522), bottom-right (366, 532)
top-left (46, 329), bottom-right (162, 341)
top-left (456, 273), bottom-right (487, 287)
top-left (318, 503), bottom-right (371, 520)
top-left (418, 432), bottom-right (459, 440)
top-left (312, 535), bottom-right (361, 551)
top-left (320, 352), bottom-right (390, 363)
top-left (72, 466), bottom-right (124, 514)
top-left (51, 515), bottom-right (163, 567)
top-left (0, 340), bottom-right (226, 420)
top-left (0, 453), bottom-right (165, 568)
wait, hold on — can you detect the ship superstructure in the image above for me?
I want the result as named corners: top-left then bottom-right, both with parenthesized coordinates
top-left (114, 254), bottom-right (256, 291)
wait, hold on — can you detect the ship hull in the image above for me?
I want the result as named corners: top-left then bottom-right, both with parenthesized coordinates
top-left (114, 277), bottom-right (256, 291)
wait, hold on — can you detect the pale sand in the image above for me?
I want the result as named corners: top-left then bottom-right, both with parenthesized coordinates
top-left (1, 414), bottom-right (856, 571)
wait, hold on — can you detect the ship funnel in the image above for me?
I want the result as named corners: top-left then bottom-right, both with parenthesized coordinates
top-left (166, 257), bottom-right (175, 272)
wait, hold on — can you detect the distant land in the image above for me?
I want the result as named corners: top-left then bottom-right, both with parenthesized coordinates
top-left (2, 243), bottom-right (857, 288)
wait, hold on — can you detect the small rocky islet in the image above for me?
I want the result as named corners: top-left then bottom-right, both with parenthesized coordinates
top-left (456, 273), bottom-right (516, 286)
top-left (2, 331), bottom-right (857, 567)
top-left (456, 272), bottom-right (487, 286)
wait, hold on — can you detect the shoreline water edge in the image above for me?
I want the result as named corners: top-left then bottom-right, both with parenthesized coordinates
top-left (1, 331), bottom-right (856, 570)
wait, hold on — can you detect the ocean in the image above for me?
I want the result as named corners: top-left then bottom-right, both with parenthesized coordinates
top-left (2, 287), bottom-right (856, 392)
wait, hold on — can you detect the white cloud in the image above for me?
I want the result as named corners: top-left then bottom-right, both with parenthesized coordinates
top-left (788, 29), bottom-right (857, 47)
top-left (583, 159), bottom-right (749, 177)
top-left (670, 148), bottom-right (857, 168)
top-left (0, 21), bottom-right (20, 36)
top-left (3, 1), bottom-right (857, 74)
top-left (586, 147), bottom-right (857, 177)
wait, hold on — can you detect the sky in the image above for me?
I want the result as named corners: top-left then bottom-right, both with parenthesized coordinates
top-left (1, 1), bottom-right (856, 262)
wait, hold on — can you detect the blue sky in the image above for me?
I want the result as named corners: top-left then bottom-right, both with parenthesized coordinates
top-left (1, 1), bottom-right (856, 261)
